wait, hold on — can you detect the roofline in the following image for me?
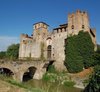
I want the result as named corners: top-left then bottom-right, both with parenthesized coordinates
top-left (33, 22), bottom-right (49, 26)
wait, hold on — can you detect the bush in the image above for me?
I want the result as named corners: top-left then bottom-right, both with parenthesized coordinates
top-left (84, 65), bottom-right (100, 92)
top-left (47, 65), bottom-right (57, 73)
top-left (63, 81), bottom-right (75, 87)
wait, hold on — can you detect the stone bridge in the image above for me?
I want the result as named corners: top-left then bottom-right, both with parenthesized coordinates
top-left (0, 60), bottom-right (54, 82)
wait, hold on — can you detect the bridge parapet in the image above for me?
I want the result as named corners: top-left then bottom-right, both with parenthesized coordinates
top-left (0, 60), bottom-right (53, 82)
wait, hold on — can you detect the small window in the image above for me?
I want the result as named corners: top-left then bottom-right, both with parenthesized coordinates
top-left (35, 25), bottom-right (37, 29)
top-left (23, 40), bottom-right (25, 42)
top-left (82, 25), bottom-right (85, 29)
top-left (71, 25), bottom-right (74, 29)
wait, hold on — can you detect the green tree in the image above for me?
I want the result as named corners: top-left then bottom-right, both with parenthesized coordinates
top-left (65, 35), bottom-right (84, 73)
top-left (0, 51), bottom-right (6, 59)
top-left (6, 44), bottom-right (19, 60)
top-left (64, 31), bottom-right (94, 73)
top-left (84, 65), bottom-right (100, 92)
top-left (93, 44), bottom-right (100, 66)
top-left (77, 31), bottom-right (94, 68)
top-left (97, 44), bottom-right (100, 53)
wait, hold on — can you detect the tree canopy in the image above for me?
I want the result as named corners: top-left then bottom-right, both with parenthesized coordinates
top-left (6, 44), bottom-right (19, 60)
top-left (0, 51), bottom-right (6, 59)
top-left (65, 31), bottom-right (94, 73)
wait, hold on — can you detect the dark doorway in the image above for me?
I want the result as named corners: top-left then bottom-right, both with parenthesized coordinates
top-left (47, 45), bottom-right (52, 59)
top-left (23, 67), bottom-right (37, 82)
top-left (0, 68), bottom-right (14, 77)
top-left (46, 60), bottom-right (55, 72)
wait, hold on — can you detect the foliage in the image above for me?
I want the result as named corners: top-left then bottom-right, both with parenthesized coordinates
top-left (0, 51), bottom-right (6, 59)
top-left (65, 31), bottom-right (94, 73)
top-left (77, 31), bottom-right (94, 68)
top-left (0, 75), bottom-right (44, 92)
top-left (97, 44), bottom-right (100, 53)
top-left (47, 65), bottom-right (57, 73)
top-left (42, 73), bottom-right (57, 82)
top-left (63, 81), bottom-right (75, 87)
top-left (84, 65), bottom-right (100, 92)
top-left (93, 44), bottom-right (100, 66)
top-left (65, 32), bottom-right (84, 73)
top-left (6, 44), bottom-right (19, 60)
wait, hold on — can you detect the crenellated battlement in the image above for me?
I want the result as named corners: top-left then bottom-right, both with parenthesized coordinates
top-left (53, 24), bottom-right (68, 34)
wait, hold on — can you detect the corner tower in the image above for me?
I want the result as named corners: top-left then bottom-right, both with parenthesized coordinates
top-left (68, 10), bottom-right (90, 35)
top-left (33, 22), bottom-right (49, 41)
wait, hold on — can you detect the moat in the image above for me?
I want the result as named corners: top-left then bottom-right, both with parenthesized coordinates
top-left (24, 79), bottom-right (82, 92)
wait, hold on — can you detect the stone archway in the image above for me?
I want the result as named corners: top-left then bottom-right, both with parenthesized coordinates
top-left (22, 66), bottom-right (37, 82)
top-left (47, 45), bottom-right (52, 59)
top-left (0, 68), bottom-right (14, 77)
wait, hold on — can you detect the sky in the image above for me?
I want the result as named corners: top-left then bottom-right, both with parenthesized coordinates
top-left (0, 0), bottom-right (100, 51)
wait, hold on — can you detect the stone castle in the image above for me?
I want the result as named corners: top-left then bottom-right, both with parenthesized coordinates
top-left (19, 10), bottom-right (96, 70)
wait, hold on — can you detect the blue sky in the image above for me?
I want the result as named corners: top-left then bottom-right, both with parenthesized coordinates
top-left (0, 0), bottom-right (100, 51)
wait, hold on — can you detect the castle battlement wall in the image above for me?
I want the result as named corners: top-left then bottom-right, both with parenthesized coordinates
top-left (19, 10), bottom-right (97, 71)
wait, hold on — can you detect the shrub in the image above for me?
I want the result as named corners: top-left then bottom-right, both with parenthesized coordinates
top-left (84, 65), bottom-right (100, 92)
top-left (47, 65), bottom-right (57, 73)
top-left (63, 81), bottom-right (75, 87)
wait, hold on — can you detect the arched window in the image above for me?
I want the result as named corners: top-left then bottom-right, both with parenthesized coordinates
top-left (71, 25), bottom-right (74, 29)
top-left (82, 25), bottom-right (85, 29)
top-left (47, 45), bottom-right (52, 59)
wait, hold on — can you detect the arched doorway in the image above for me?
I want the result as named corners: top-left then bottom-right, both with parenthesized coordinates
top-left (23, 67), bottom-right (37, 82)
top-left (0, 68), bottom-right (14, 77)
top-left (47, 45), bottom-right (52, 59)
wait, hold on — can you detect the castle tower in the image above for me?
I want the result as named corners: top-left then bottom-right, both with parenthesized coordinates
top-left (33, 22), bottom-right (49, 42)
top-left (68, 10), bottom-right (90, 35)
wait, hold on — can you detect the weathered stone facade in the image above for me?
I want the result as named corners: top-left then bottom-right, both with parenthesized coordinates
top-left (19, 10), bottom-right (97, 71)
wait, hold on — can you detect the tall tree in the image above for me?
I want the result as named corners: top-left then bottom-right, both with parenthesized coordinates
top-left (6, 44), bottom-right (19, 60)
top-left (77, 31), bottom-right (94, 68)
top-left (65, 31), bottom-right (94, 73)
top-left (65, 35), bottom-right (84, 73)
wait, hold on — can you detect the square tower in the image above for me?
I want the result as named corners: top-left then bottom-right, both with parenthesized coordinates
top-left (33, 22), bottom-right (49, 41)
top-left (68, 10), bottom-right (90, 35)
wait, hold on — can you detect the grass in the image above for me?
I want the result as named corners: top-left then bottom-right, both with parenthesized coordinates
top-left (0, 74), bottom-right (44, 92)
top-left (63, 81), bottom-right (75, 87)
top-left (42, 65), bottom-right (75, 87)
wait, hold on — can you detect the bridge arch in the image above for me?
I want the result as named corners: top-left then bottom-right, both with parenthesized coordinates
top-left (0, 67), bottom-right (14, 78)
top-left (22, 66), bottom-right (37, 82)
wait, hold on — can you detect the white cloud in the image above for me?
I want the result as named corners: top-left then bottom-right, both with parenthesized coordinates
top-left (0, 36), bottom-right (19, 51)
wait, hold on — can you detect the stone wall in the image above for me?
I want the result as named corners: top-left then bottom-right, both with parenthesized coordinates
top-left (19, 10), bottom-right (97, 71)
